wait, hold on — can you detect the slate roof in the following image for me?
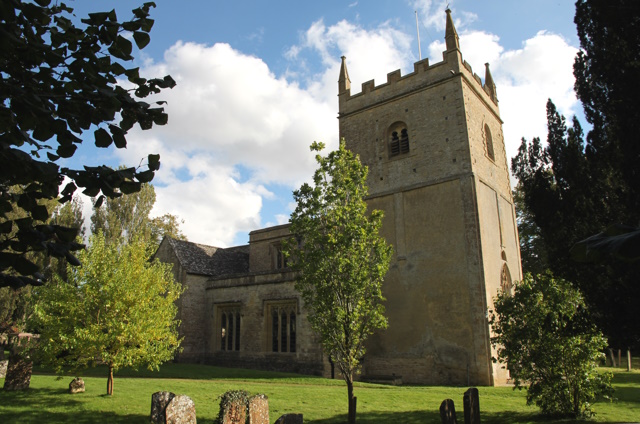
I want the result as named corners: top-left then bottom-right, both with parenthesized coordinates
top-left (165, 237), bottom-right (250, 277)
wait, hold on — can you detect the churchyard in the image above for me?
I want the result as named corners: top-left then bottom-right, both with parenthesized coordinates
top-left (0, 362), bottom-right (638, 423)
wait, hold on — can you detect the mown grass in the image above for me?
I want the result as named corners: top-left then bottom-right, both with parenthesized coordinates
top-left (0, 363), bottom-right (638, 423)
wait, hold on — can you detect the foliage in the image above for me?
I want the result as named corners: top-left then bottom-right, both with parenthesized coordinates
top-left (91, 181), bottom-right (185, 249)
top-left (285, 140), bottom-right (392, 424)
top-left (0, 0), bottom-right (175, 288)
top-left (511, 99), bottom-right (640, 350)
top-left (574, 0), bottom-right (640, 216)
top-left (31, 232), bottom-right (183, 395)
top-left (490, 272), bottom-right (614, 418)
top-left (513, 183), bottom-right (548, 275)
top-left (0, 194), bottom-right (83, 333)
top-left (0, 285), bottom-right (33, 333)
top-left (214, 390), bottom-right (250, 424)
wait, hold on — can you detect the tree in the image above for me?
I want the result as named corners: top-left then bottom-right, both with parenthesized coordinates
top-left (32, 232), bottom-right (183, 395)
top-left (513, 183), bottom-right (548, 276)
top-left (91, 181), bottom-right (185, 248)
top-left (490, 272), bottom-right (613, 418)
top-left (0, 193), bottom-right (83, 336)
top-left (0, 0), bottom-right (175, 288)
top-left (285, 141), bottom-right (392, 424)
top-left (511, 99), bottom-right (640, 350)
top-left (574, 0), bottom-right (640, 218)
top-left (44, 197), bottom-right (85, 281)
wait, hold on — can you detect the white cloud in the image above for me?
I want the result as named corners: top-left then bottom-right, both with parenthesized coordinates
top-left (112, 16), bottom-right (578, 247)
top-left (428, 29), bottom-right (578, 169)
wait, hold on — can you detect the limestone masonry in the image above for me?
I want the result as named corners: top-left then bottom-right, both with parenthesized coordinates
top-left (155, 9), bottom-right (522, 386)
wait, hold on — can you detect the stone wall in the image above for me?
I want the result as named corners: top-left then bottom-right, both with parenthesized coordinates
top-left (204, 271), bottom-right (328, 376)
top-left (154, 240), bottom-right (209, 362)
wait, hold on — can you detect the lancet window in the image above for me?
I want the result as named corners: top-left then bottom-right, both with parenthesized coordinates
top-left (218, 305), bottom-right (241, 352)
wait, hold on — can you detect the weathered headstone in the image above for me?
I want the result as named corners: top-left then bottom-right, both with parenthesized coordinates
top-left (274, 414), bottom-right (303, 424)
top-left (0, 359), bottom-right (8, 379)
top-left (3, 355), bottom-right (32, 391)
top-left (68, 377), bottom-right (85, 394)
top-left (248, 394), bottom-right (269, 424)
top-left (151, 391), bottom-right (176, 423)
top-left (439, 399), bottom-right (458, 424)
top-left (463, 388), bottom-right (480, 424)
top-left (165, 394), bottom-right (196, 424)
top-left (220, 397), bottom-right (246, 424)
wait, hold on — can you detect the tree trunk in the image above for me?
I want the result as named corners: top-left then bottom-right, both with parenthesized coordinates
top-left (347, 376), bottom-right (356, 424)
top-left (107, 365), bottom-right (114, 395)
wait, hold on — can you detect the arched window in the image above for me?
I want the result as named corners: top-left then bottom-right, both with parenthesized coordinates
top-left (500, 264), bottom-right (512, 295)
top-left (268, 301), bottom-right (297, 353)
top-left (218, 305), bottom-right (241, 351)
top-left (484, 124), bottom-right (495, 161)
top-left (388, 122), bottom-right (409, 158)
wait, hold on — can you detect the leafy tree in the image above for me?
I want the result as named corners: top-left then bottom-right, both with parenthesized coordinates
top-left (513, 183), bottom-right (548, 276)
top-left (91, 182), bottom-right (185, 248)
top-left (513, 100), bottom-right (640, 349)
top-left (44, 197), bottom-right (85, 281)
top-left (490, 272), bottom-right (613, 418)
top-left (285, 141), bottom-right (392, 424)
top-left (32, 232), bottom-right (183, 395)
top-left (574, 0), bottom-right (640, 218)
top-left (0, 0), bottom-right (175, 288)
top-left (0, 285), bottom-right (33, 333)
top-left (0, 193), bottom-right (82, 335)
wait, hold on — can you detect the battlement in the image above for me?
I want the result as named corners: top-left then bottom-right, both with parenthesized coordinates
top-left (339, 50), bottom-right (498, 118)
top-left (338, 9), bottom-right (497, 117)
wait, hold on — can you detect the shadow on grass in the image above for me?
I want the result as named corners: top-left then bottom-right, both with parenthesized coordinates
top-left (310, 410), bottom-right (553, 424)
top-left (0, 387), bottom-right (147, 423)
top-left (34, 362), bottom-right (322, 382)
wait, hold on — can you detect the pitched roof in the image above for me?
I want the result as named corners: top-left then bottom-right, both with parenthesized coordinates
top-left (165, 237), bottom-right (249, 276)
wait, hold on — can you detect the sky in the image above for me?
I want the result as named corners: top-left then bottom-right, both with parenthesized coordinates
top-left (63, 0), bottom-right (582, 247)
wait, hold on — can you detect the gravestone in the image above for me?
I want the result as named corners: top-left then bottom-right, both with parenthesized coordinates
top-left (248, 394), bottom-right (269, 424)
top-left (68, 377), bottom-right (85, 394)
top-left (219, 394), bottom-right (247, 424)
top-left (463, 388), bottom-right (480, 424)
top-left (0, 359), bottom-right (7, 379)
top-left (151, 391), bottom-right (176, 423)
top-left (439, 399), bottom-right (458, 424)
top-left (165, 394), bottom-right (196, 424)
top-left (3, 355), bottom-right (32, 391)
top-left (275, 414), bottom-right (303, 424)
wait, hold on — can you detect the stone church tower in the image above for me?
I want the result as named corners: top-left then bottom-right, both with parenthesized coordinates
top-left (338, 10), bottom-right (521, 385)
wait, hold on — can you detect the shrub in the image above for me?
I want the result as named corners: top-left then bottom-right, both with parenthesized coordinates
top-left (490, 271), bottom-right (613, 417)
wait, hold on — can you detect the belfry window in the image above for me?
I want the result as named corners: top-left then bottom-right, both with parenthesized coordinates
top-left (218, 305), bottom-right (241, 352)
top-left (484, 124), bottom-right (495, 161)
top-left (268, 302), bottom-right (297, 353)
top-left (388, 122), bottom-right (410, 158)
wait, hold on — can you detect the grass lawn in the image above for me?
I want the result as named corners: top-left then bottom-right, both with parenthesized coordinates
top-left (0, 363), bottom-right (638, 423)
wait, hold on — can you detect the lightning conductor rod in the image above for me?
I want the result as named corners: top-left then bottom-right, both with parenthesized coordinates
top-left (415, 10), bottom-right (422, 60)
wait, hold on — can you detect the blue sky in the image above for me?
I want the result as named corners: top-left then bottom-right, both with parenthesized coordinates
top-left (64, 0), bottom-right (582, 247)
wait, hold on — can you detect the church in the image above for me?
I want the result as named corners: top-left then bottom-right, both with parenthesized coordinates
top-left (155, 9), bottom-right (522, 386)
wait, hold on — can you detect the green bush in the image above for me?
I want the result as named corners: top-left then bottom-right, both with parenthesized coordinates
top-left (490, 271), bottom-right (614, 418)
